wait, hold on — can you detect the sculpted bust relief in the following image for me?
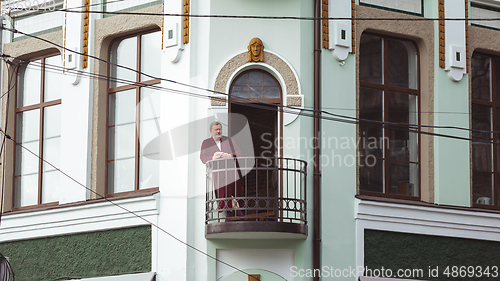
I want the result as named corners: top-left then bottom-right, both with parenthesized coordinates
top-left (248, 37), bottom-right (264, 62)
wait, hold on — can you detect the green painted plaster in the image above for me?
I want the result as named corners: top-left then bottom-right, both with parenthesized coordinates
top-left (428, 0), bottom-right (470, 207)
top-left (365, 230), bottom-right (500, 281)
top-left (208, 0), bottom-right (305, 96)
top-left (359, 0), bottom-right (424, 17)
top-left (12, 26), bottom-right (63, 42)
top-left (433, 69), bottom-right (470, 207)
top-left (320, 50), bottom-right (357, 280)
top-left (423, 0), bottom-right (438, 18)
top-left (205, 1), bottom-right (315, 279)
top-left (0, 226), bottom-right (151, 281)
top-left (102, 0), bottom-right (162, 18)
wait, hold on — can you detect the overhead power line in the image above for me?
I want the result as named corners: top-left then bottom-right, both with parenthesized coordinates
top-left (9, 56), bottom-right (498, 148)
top-left (0, 22), bottom-right (493, 280)
top-left (4, 25), bottom-right (500, 142)
top-left (4, 6), bottom-right (500, 21)
top-left (16, 53), bottom-right (500, 142)
top-left (0, 124), bottom-right (261, 281)
top-left (52, 9), bottom-right (500, 22)
top-left (0, 58), bottom-right (19, 229)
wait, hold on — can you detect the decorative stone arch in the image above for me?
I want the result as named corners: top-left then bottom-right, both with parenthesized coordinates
top-left (212, 50), bottom-right (303, 126)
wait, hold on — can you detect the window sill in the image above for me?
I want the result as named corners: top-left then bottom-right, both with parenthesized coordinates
top-left (357, 194), bottom-right (500, 215)
top-left (358, 191), bottom-right (420, 201)
top-left (106, 187), bottom-right (159, 199)
top-left (0, 191), bottom-right (159, 242)
top-left (4, 188), bottom-right (159, 217)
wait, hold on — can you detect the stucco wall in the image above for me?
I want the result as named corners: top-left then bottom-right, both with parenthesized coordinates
top-left (0, 225), bottom-right (151, 281)
top-left (365, 229), bottom-right (500, 281)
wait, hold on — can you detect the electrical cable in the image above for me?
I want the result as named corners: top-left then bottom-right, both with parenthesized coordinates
top-left (66, 0), bottom-right (126, 11)
top-left (0, 60), bottom-right (19, 228)
top-left (6, 3), bottom-right (500, 24)
top-left (17, 7), bottom-right (500, 22)
top-left (0, 7), bottom-right (494, 281)
top-left (30, 60), bottom-right (498, 116)
top-left (0, 127), bottom-right (260, 281)
top-left (0, 59), bottom-right (263, 280)
top-left (3, 0), bottom-right (500, 22)
top-left (0, 60), bottom-right (18, 156)
top-left (15, 54), bottom-right (500, 144)
top-left (3, 30), bottom-right (495, 139)
top-left (21, 56), bottom-right (500, 144)
top-left (0, 23), bottom-right (494, 281)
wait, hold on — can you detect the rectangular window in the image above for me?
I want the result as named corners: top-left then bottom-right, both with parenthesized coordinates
top-left (107, 30), bottom-right (161, 195)
top-left (471, 52), bottom-right (500, 208)
top-left (358, 33), bottom-right (420, 198)
top-left (360, 0), bottom-right (423, 16)
top-left (470, 4), bottom-right (500, 31)
top-left (14, 54), bottom-right (63, 208)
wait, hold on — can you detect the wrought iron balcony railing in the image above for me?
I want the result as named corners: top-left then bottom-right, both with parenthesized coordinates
top-left (205, 157), bottom-right (307, 238)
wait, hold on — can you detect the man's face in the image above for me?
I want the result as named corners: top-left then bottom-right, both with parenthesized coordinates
top-left (210, 124), bottom-right (222, 141)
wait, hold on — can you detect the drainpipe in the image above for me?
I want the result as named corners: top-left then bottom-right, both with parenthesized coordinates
top-left (313, 0), bottom-right (321, 280)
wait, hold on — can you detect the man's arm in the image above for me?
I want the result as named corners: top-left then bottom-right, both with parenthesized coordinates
top-left (200, 139), bottom-right (214, 164)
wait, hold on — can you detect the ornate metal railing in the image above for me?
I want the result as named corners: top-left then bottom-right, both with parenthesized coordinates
top-left (205, 157), bottom-right (307, 234)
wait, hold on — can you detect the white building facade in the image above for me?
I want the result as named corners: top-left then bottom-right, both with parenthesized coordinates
top-left (0, 0), bottom-right (500, 280)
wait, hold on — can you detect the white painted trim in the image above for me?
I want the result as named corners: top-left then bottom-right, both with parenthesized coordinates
top-left (0, 194), bottom-right (159, 242)
top-left (3, 0), bottom-right (65, 18)
top-left (69, 271), bottom-right (155, 281)
top-left (224, 62), bottom-right (288, 104)
top-left (471, 0), bottom-right (500, 9)
top-left (355, 198), bottom-right (500, 271)
top-left (210, 49), bottom-right (303, 125)
top-left (216, 249), bottom-right (294, 281)
top-left (265, 49), bottom-right (302, 97)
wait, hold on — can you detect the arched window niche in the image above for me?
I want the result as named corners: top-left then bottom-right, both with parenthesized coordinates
top-left (211, 51), bottom-right (304, 128)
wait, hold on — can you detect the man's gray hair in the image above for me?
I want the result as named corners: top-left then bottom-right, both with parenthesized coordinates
top-left (209, 121), bottom-right (222, 131)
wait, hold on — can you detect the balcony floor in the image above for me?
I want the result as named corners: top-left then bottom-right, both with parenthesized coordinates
top-left (205, 221), bottom-right (307, 239)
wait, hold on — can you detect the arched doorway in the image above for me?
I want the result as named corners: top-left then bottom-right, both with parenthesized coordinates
top-left (228, 69), bottom-right (282, 158)
top-left (228, 69), bottom-right (283, 220)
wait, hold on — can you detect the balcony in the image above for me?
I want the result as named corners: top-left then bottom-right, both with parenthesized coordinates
top-left (205, 157), bottom-right (307, 239)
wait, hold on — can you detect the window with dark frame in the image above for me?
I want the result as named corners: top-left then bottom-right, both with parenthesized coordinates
top-left (14, 54), bottom-right (63, 208)
top-left (107, 30), bottom-right (162, 195)
top-left (471, 52), bottom-right (500, 208)
top-left (228, 69), bottom-right (282, 158)
top-left (358, 33), bottom-right (420, 198)
top-left (228, 69), bottom-right (283, 218)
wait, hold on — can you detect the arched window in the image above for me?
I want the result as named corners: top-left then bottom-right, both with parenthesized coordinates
top-left (228, 69), bottom-right (283, 216)
top-left (14, 53), bottom-right (63, 208)
top-left (228, 69), bottom-right (282, 158)
top-left (107, 30), bottom-right (161, 195)
top-left (358, 33), bottom-right (420, 198)
top-left (471, 52), bottom-right (500, 208)
top-left (230, 70), bottom-right (281, 102)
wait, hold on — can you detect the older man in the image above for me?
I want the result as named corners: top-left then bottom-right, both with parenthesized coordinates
top-left (200, 121), bottom-right (243, 219)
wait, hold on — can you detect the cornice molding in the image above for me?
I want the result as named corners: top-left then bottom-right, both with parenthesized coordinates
top-left (356, 199), bottom-right (500, 241)
top-left (0, 194), bottom-right (159, 242)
